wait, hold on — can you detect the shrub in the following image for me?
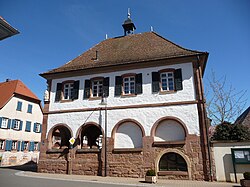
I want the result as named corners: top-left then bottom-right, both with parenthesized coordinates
top-left (244, 172), bottom-right (250, 180)
top-left (146, 169), bottom-right (156, 176)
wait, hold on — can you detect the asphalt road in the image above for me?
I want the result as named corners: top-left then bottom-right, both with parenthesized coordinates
top-left (0, 167), bottom-right (131, 187)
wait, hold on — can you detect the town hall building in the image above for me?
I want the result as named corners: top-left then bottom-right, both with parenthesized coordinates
top-left (38, 15), bottom-right (212, 180)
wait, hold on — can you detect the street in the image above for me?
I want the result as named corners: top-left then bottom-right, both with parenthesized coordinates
top-left (0, 168), bottom-right (134, 187)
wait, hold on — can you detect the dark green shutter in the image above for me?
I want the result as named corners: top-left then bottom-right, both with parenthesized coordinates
top-left (0, 117), bottom-right (2, 128)
top-left (55, 83), bottom-right (62, 102)
top-left (115, 76), bottom-right (122, 96)
top-left (103, 77), bottom-right (110, 97)
top-left (17, 101), bottom-right (22, 111)
top-left (9, 140), bottom-right (12, 151)
top-left (174, 68), bottom-right (183, 91)
top-left (135, 73), bottom-right (143, 94)
top-left (73, 80), bottom-right (80, 100)
top-left (152, 72), bottom-right (160, 93)
top-left (83, 80), bottom-right (91, 99)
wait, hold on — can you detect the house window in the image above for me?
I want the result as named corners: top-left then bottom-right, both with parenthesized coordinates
top-left (160, 72), bottom-right (174, 91)
top-left (25, 121), bottom-right (31, 132)
top-left (1, 118), bottom-right (8, 128)
top-left (34, 142), bottom-right (39, 151)
top-left (16, 101), bottom-right (22, 111)
top-left (0, 140), bottom-right (4, 150)
top-left (27, 104), bottom-right (33, 113)
top-left (152, 69), bottom-right (183, 93)
top-left (92, 79), bottom-right (103, 97)
top-left (123, 76), bottom-right (135, 95)
top-left (84, 77), bottom-right (109, 99)
top-left (11, 141), bottom-right (17, 150)
top-left (13, 120), bottom-right (21, 130)
top-left (23, 141), bottom-right (29, 151)
top-left (115, 74), bottom-right (142, 96)
top-left (55, 81), bottom-right (79, 102)
top-left (63, 82), bottom-right (74, 100)
top-left (159, 152), bottom-right (187, 171)
top-left (34, 123), bottom-right (41, 133)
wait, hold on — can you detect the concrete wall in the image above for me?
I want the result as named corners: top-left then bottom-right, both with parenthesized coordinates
top-left (212, 141), bottom-right (250, 182)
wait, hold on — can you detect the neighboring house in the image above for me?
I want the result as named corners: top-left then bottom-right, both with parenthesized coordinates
top-left (235, 106), bottom-right (250, 128)
top-left (38, 16), bottom-right (212, 180)
top-left (0, 79), bottom-right (43, 166)
top-left (0, 16), bottom-right (19, 41)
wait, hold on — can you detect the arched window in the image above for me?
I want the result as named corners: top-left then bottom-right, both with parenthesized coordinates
top-left (114, 121), bottom-right (143, 149)
top-left (79, 124), bottom-right (102, 149)
top-left (51, 125), bottom-right (71, 149)
top-left (159, 152), bottom-right (187, 171)
top-left (154, 119), bottom-right (186, 142)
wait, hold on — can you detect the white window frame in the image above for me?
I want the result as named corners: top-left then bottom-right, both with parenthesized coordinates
top-left (91, 79), bottom-right (103, 97)
top-left (34, 142), bottom-right (39, 151)
top-left (13, 120), bottom-right (20, 130)
top-left (23, 141), bottom-right (29, 150)
top-left (1, 118), bottom-right (8, 128)
top-left (11, 141), bottom-right (17, 150)
top-left (160, 72), bottom-right (174, 91)
top-left (0, 140), bottom-right (4, 150)
top-left (35, 123), bottom-right (41, 133)
top-left (123, 76), bottom-right (135, 95)
top-left (63, 82), bottom-right (74, 100)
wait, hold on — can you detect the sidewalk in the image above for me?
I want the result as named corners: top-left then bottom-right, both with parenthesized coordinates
top-left (16, 171), bottom-right (240, 187)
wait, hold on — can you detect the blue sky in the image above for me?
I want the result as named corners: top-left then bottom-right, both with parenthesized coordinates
top-left (1, 0), bottom-right (249, 110)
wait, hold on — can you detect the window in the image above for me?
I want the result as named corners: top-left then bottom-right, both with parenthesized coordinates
top-left (12, 119), bottom-right (22, 130)
top-left (27, 104), bottom-right (33, 113)
top-left (63, 82), bottom-right (74, 100)
top-left (22, 141), bottom-right (29, 151)
top-left (33, 123), bottom-right (41, 133)
top-left (34, 142), bottom-right (39, 151)
top-left (84, 77), bottom-right (109, 99)
top-left (11, 141), bottom-right (17, 150)
top-left (0, 118), bottom-right (8, 128)
top-left (55, 80), bottom-right (79, 102)
top-left (152, 69), bottom-right (183, 93)
top-left (16, 101), bottom-right (22, 111)
top-left (0, 140), bottom-right (4, 150)
top-left (159, 152), bottom-right (187, 171)
top-left (123, 76), bottom-right (135, 95)
top-left (92, 79), bottom-right (103, 97)
top-left (160, 72), bottom-right (174, 91)
top-left (115, 74), bottom-right (142, 96)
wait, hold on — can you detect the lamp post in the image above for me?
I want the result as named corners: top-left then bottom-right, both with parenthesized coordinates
top-left (100, 94), bottom-right (107, 177)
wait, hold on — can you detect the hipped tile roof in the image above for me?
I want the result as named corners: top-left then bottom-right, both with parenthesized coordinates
top-left (41, 32), bottom-right (206, 76)
top-left (0, 80), bottom-right (39, 109)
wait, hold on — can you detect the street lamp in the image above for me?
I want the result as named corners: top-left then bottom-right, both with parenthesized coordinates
top-left (99, 94), bottom-right (107, 177)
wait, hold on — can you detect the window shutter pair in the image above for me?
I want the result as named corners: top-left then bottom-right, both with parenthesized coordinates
top-left (7, 119), bottom-right (11, 129)
top-left (11, 119), bottom-right (22, 130)
top-left (21, 141), bottom-right (25, 151)
top-left (151, 69), bottom-right (183, 92)
top-left (84, 77), bottom-right (110, 99)
top-left (25, 121), bottom-right (31, 132)
top-left (115, 73), bottom-right (143, 96)
top-left (16, 101), bottom-right (22, 111)
top-left (17, 141), bottom-right (21, 151)
top-left (55, 81), bottom-right (80, 102)
top-left (27, 104), bottom-right (33, 113)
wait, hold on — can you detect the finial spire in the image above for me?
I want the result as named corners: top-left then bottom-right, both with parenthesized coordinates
top-left (128, 8), bottom-right (131, 19)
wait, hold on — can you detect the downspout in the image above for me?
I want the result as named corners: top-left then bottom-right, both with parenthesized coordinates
top-left (197, 55), bottom-right (213, 181)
